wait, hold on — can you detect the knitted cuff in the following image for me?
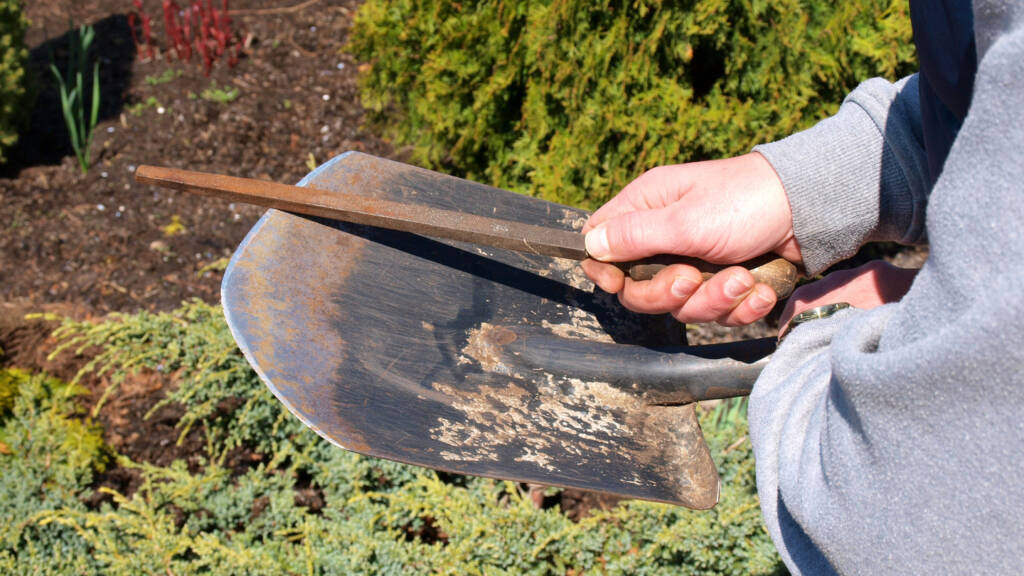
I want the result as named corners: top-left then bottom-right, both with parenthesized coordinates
top-left (754, 99), bottom-right (915, 276)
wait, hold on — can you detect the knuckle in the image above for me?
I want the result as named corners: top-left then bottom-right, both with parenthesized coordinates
top-left (609, 214), bottom-right (647, 252)
top-left (709, 286), bottom-right (743, 314)
top-left (640, 166), bottom-right (667, 182)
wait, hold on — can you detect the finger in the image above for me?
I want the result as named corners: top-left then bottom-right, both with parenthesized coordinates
top-left (719, 283), bottom-right (777, 326)
top-left (670, 267), bottom-right (756, 324)
top-left (616, 265), bottom-right (704, 314)
top-left (777, 261), bottom-right (919, 327)
top-left (778, 296), bottom-right (800, 330)
top-left (778, 281), bottom-right (845, 329)
top-left (584, 206), bottom-right (690, 262)
top-left (580, 258), bottom-right (626, 294)
top-left (584, 189), bottom-right (643, 233)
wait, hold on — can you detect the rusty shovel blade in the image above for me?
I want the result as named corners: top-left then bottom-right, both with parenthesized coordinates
top-left (216, 152), bottom-right (771, 508)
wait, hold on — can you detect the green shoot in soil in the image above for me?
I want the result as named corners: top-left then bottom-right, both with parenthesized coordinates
top-left (126, 96), bottom-right (162, 117)
top-left (49, 24), bottom-right (101, 173)
top-left (200, 81), bottom-right (240, 104)
top-left (144, 68), bottom-right (183, 86)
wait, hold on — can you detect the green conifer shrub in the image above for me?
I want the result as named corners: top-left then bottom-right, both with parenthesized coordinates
top-left (0, 0), bottom-right (30, 164)
top-left (349, 0), bottom-right (915, 208)
top-left (0, 369), bottom-right (110, 574)
top-left (0, 301), bottom-right (784, 574)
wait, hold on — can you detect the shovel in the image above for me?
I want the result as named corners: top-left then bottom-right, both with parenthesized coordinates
top-left (136, 152), bottom-right (796, 509)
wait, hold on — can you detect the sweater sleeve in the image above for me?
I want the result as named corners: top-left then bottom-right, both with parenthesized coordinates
top-left (747, 8), bottom-right (1024, 575)
top-left (753, 76), bottom-right (930, 275)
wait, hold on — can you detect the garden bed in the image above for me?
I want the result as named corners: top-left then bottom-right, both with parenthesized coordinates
top-left (2, 0), bottom-right (388, 315)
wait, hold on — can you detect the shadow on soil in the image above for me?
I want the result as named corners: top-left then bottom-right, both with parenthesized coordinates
top-left (2, 14), bottom-right (135, 177)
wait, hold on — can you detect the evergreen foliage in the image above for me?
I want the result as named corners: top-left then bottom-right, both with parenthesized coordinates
top-left (0, 300), bottom-right (784, 573)
top-left (349, 0), bottom-right (915, 208)
top-left (0, 0), bottom-right (30, 164)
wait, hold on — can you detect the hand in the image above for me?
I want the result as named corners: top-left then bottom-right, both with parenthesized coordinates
top-left (581, 153), bottom-right (800, 326)
top-left (778, 260), bottom-right (919, 332)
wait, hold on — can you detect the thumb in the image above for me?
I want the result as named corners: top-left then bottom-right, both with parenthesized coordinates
top-left (584, 207), bottom-right (684, 262)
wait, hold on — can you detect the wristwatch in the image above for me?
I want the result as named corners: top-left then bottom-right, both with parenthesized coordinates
top-left (779, 302), bottom-right (852, 342)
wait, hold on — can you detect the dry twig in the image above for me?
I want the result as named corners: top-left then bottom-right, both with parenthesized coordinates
top-left (228, 0), bottom-right (324, 16)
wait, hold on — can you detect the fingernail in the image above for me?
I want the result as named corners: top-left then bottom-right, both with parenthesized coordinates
top-left (585, 226), bottom-right (610, 260)
top-left (750, 288), bottom-right (774, 311)
top-left (724, 274), bottom-right (753, 299)
top-left (671, 276), bottom-right (700, 298)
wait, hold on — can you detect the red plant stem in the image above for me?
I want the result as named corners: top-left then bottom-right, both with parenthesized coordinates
top-left (163, 0), bottom-right (188, 61)
top-left (223, 0), bottom-right (238, 67)
top-left (196, 1), bottom-right (212, 75)
top-left (141, 0), bottom-right (239, 70)
top-left (183, 5), bottom-right (195, 61)
top-left (128, 12), bottom-right (140, 50)
top-left (142, 15), bottom-right (154, 59)
top-left (129, 1), bottom-right (156, 60)
top-left (209, 0), bottom-right (224, 56)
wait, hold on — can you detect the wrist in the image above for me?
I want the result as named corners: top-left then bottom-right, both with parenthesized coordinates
top-left (746, 152), bottom-right (802, 265)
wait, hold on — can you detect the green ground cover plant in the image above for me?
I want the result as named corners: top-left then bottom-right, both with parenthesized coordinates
top-left (1, 300), bottom-right (783, 574)
top-left (0, 0), bottom-right (30, 164)
top-left (349, 0), bottom-right (915, 208)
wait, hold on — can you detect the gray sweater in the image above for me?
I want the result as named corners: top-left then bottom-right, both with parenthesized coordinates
top-left (748, 2), bottom-right (1024, 574)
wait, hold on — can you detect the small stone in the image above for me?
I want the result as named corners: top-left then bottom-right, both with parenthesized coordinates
top-left (149, 239), bottom-right (170, 253)
top-left (322, 94), bottom-right (330, 101)
top-left (96, 203), bottom-right (106, 211)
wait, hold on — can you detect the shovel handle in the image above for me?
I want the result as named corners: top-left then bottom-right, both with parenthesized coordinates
top-left (619, 255), bottom-right (798, 300)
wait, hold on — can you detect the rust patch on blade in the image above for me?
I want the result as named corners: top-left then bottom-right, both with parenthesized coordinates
top-left (231, 212), bottom-right (371, 453)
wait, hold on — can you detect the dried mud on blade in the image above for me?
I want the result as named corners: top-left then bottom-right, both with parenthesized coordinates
top-left (223, 152), bottom-right (741, 509)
